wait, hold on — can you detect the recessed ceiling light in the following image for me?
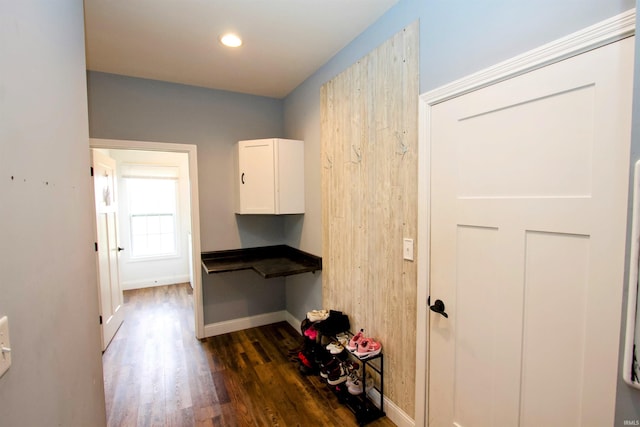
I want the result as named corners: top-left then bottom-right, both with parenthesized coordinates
top-left (219, 33), bottom-right (242, 48)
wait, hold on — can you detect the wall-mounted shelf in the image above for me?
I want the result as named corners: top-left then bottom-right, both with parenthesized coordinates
top-left (201, 245), bottom-right (322, 279)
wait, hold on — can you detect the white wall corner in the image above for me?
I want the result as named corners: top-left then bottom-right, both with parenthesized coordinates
top-left (285, 311), bottom-right (303, 335)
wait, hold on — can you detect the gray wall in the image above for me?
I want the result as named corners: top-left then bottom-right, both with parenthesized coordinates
top-left (0, 1), bottom-right (107, 425)
top-left (203, 271), bottom-right (285, 324)
top-left (283, 0), bottom-right (638, 419)
top-left (86, 71), bottom-right (289, 324)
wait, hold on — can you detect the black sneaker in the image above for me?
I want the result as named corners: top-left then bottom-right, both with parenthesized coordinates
top-left (326, 362), bottom-right (348, 385)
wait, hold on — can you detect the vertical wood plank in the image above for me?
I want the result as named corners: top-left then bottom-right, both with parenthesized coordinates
top-left (321, 21), bottom-right (419, 416)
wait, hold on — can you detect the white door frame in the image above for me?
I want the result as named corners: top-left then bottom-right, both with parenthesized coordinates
top-left (414, 10), bottom-right (636, 426)
top-left (90, 138), bottom-right (205, 339)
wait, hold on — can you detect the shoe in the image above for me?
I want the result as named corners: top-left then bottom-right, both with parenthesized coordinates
top-left (354, 338), bottom-right (382, 359)
top-left (313, 344), bottom-right (332, 366)
top-left (307, 309), bottom-right (329, 322)
top-left (348, 373), bottom-right (373, 395)
top-left (326, 362), bottom-right (348, 385)
top-left (297, 351), bottom-right (315, 370)
top-left (336, 333), bottom-right (349, 348)
top-left (345, 368), bottom-right (361, 387)
top-left (326, 341), bottom-right (344, 355)
top-left (347, 329), bottom-right (365, 352)
top-left (300, 318), bottom-right (312, 335)
top-left (320, 357), bottom-right (340, 379)
top-left (317, 310), bottom-right (350, 336)
top-left (298, 361), bottom-right (315, 376)
top-left (303, 325), bottom-right (317, 340)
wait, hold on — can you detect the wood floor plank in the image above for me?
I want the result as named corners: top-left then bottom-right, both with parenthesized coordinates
top-left (103, 283), bottom-right (396, 426)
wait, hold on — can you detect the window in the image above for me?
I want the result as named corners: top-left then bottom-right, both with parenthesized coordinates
top-left (123, 165), bottom-right (179, 258)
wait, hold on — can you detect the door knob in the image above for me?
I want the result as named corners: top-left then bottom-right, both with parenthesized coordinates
top-left (429, 298), bottom-right (448, 318)
top-left (117, 247), bottom-right (125, 252)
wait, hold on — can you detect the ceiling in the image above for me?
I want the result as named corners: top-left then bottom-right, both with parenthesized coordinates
top-left (84, 0), bottom-right (398, 99)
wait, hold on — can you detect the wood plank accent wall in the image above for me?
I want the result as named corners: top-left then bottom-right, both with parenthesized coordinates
top-left (321, 22), bottom-right (419, 417)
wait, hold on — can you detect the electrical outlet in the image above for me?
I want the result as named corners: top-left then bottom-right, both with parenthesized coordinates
top-left (403, 238), bottom-right (414, 261)
top-left (0, 316), bottom-right (12, 378)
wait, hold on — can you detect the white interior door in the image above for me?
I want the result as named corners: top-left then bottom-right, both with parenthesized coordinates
top-left (428, 37), bottom-right (634, 427)
top-left (92, 150), bottom-right (124, 351)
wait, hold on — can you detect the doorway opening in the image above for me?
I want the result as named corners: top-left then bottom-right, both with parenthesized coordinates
top-left (90, 138), bottom-right (204, 339)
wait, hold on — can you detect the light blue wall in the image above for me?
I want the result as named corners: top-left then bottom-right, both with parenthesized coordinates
top-left (420, 0), bottom-right (633, 92)
top-left (1, 1), bottom-right (106, 425)
top-left (87, 71), bottom-right (289, 324)
top-left (283, 0), bottom-right (639, 417)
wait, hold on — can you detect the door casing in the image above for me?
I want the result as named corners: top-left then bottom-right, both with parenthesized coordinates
top-left (89, 138), bottom-right (204, 339)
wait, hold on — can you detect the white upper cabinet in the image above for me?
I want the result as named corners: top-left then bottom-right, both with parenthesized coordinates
top-left (235, 138), bottom-right (305, 214)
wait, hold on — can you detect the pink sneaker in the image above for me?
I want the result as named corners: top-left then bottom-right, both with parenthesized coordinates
top-left (304, 325), bottom-right (317, 340)
top-left (354, 338), bottom-right (382, 359)
top-left (347, 329), bottom-right (365, 351)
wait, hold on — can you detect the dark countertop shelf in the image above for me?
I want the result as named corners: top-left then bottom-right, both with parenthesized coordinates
top-left (201, 245), bottom-right (322, 279)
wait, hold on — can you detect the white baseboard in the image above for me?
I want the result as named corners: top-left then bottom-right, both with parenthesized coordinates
top-left (285, 311), bottom-right (303, 335)
top-left (367, 387), bottom-right (415, 427)
top-left (203, 310), bottom-right (287, 337)
top-left (122, 274), bottom-right (190, 290)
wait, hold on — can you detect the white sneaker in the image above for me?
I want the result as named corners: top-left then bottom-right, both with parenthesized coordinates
top-left (347, 373), bottom-right (373, 395)
top-left (335, 333), bottom-right (349, 348)
top-left (307, 309), bottom-right (329, 322)
top-left (325, 341), bottom-right (344, 354)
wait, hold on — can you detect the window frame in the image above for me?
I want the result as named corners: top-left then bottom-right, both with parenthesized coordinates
top-left (122, 168), bottom-right (180, 261)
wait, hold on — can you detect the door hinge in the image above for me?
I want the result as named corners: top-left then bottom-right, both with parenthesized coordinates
top-left (90, 166), bottom-right (94, 177)
top-left (99, 315), bottom-right (103, 325)
top-left (94, 242), bottom-right (98, 252)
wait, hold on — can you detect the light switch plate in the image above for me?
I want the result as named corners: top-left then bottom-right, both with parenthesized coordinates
top-left (403, 238), bottom-right (414, 261)
top-left (0, 316), bottom-right (11, 378)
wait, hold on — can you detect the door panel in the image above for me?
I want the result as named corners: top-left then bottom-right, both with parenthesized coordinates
top-left (452, 225), bottom-right (520, 427)
top-left (429, 37), bottom-right (634, 427)
top-left (520, 231), bottom-right (589, 427)
top-left (455, 85), bottom-right (594, 198)
top-left (92, 150), bottom-right (124, 351)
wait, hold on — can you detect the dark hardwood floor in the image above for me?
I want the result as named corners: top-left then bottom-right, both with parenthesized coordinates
top-left (102, 283), bottom-right (396, 426)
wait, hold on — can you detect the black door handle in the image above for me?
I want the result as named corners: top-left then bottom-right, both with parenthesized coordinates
top-left (241, 172), bottom-right (245, 184)
top-left (117, 247), bottom-right (125, 252)
top-left (429, 298), bottom-right (448, 318)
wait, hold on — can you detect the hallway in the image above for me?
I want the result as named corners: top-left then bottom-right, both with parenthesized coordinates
top-left (102, 284), bottom-right (394, 426)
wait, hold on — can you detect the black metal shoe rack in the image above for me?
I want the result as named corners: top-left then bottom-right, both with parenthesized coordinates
top-left (339, 349), bottom-right (385, 426)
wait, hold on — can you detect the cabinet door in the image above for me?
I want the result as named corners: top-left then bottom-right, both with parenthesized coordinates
top-left (238, 140), bottom-right (276, 213)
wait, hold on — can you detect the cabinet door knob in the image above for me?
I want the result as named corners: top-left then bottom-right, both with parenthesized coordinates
top-left (241, 172), bottom-right (245, 184)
